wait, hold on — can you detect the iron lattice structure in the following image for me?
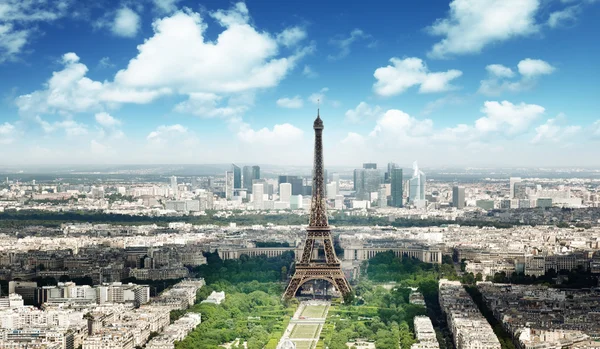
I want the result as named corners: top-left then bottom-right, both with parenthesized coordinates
top-left (283, 111), bottom-right (352, 300)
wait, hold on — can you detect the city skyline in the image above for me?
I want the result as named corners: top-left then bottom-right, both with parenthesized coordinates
top-left (1, 0), bottom-right (599, 166)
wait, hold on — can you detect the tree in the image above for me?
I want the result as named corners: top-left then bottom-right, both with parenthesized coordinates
top-left (281, 266), bottom-right (287, 281)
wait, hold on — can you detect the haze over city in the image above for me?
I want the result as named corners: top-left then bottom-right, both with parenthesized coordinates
top-left (2, 2), bottom-right (600, 349)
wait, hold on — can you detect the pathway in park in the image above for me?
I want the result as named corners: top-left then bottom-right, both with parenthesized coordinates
top-left (278, 300), bottom-right (331, 349)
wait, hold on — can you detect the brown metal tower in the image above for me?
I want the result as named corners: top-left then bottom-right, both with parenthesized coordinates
top-left (283, 110), bottom-right (352, 300)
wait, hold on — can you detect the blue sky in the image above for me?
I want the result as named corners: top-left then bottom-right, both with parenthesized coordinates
top-left (0, 0), bottom-right (599, 167)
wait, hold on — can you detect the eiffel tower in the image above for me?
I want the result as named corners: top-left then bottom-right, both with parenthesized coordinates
top-left (283, 110), bottom-right (352, 300)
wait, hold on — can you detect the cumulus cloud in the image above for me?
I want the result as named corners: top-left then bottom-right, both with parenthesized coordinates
top-left (517, 58), bottom-right (555, 78)
top-left (147, 124), bottom-right (189, 144)
top-left (0, 122), bottom-right (17, 144)
top-left (174, 93), bottom-right (249, 118)
top-left (531, 116), bottom-right (581, 144)
top-left (237, 123), bottom-right (303, 144)
top-left (426, 0), bottom-right (539, 58)
top-left (0, 0), bottom-right (71, 63)
top-left (15, 53), bottom-right (169, 116)
top-left (276, 26), bottom-right (307, 47)
top-left (328, 29), bottom-right (371, 60)
top-left (95, 112), bottom-right (122, 128)
top-left (111, 7), bottom-right (141, 38)
top-left (152, 0), bottom-right (183, 14)
top-left (114, 4), bottom-right (309, 95)
top-left (35, 116), bottom-right (89, 137)
top-left (345, 102), bottom-right (382, 123)
top-left (373, 57), bottom-right (462, 97)
top-left (475, 101), bottom-right (545, 135)
top-left (276, 96), bottom-right (303, 109)
top-left (478, 58), bottom-right (555, 96)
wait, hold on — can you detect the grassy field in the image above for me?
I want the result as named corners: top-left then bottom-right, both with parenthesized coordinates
top-left (290, 324), bottom-right (320, 339)
top-left (300, 305), bottom-right (327, 318)
top-left (290, 340), bottom-right (314, 349)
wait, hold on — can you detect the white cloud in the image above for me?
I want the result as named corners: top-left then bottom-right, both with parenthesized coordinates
top-left (276, 26), bottom-right (307, 47)
top-left (475, 100), bottom-right (545, 135)
top-left (479, 58), bottom-right (555, 96)
top-left (152, 0), bottom-right (182, 14)
top-left (373, 57), bottom-right (462, 97)
top-left (486, 64), bottom-right (515, 78)
top-left (517, 58), bottom-right (555, 78)
top-left (369, 110), bottom-right (434, 140)
top-left (95, 112), bottom-right (122, 128)
top-left (16, 53), bottom-right (169, 115)
top-left (302, 65), bottom-right (318, 78)
top-left (147, 124), bottom-right (189, 144)
top-left (345, 102), bottom-right (382, 123)
top-left (112, 7), bottom-right (141, 38)
top-left (548, 5), bottom-right (580, 28)
top-left (35, 116), bottom-right (89, 137)
top-left (309, 87), bottom-right (329, 105)
top-left (0, 122), bottom-right (16, 144)
top-left (276, 96), bottom-right (303, 109)
top-left (174, 93), bottom-right (249, 118)
top-left (426, 0), bottom-right (539, 58)
top-left (531, 116), bottom-right (581, 144)
top-left (0, 0), bottom-right (71, 63)
top-left (328, 28), bottom-right (370, 60)
top-left (98, 57), bottom-right (115, 69)
top-left (114, 4), bottom-right (309, 94)
top-left (237, 123), bottom-right (303, 144)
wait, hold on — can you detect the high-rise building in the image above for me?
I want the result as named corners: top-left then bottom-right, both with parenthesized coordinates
top-left (252, 183), bottom-right (264, 209)
top-left (225, 171), bottom-right (234, 200)
top-left (378, 186), bottom-right (387, 208)
top-left (363, 163), bottom-right (377, 169)
top-left (385, 162), bottom-right (399, 183)
top-left (408, 161), bottom-right (426, 203)
top-left (232, 164), bottom-right (242, 189)
top-left (509, 177), bottom-right (522, 199)
top-left (452, 186), bottom-right (465, 209)
top-left (391, 168), bottom-right (403, 207)
top-left (243, 165), bottom-right (261, 192)
top-left (326, 182), bottom-right (337, 200)
top-left (354, 168), bottom-right (381, 200)
top-left (279, 176), bottom-right (303, 196)
top-left (279, 183), bottom-right (292, 203)
top-left (170, 176), bottom-right (178, 198)
top-left (331, 173), bottom-right (340, 194)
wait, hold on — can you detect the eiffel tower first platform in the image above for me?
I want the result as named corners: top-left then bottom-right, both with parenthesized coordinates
top-left (283, 110), bottom-right (352, 300)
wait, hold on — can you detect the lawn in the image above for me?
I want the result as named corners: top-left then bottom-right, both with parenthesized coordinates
top-left (290, 324), bottom-right (320, 339)
top-left (300, 305), bottom-right (327, 319)
top-left (290, 340), bottom-right (315, 349)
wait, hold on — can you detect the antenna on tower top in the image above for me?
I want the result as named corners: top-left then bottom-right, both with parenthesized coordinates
top-left (317, 99), bottom-right (320, 117)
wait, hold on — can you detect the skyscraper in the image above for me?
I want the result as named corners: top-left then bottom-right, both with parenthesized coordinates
top-left (391, 168), bottom-right (403, 207)
top-left (170, 176), bottom-right (178, 198)
top-left (363, 163), bottom-right (377, 169)
top-left (252, 183), bottom-right (264, 209)
top-left (225, 171), bottom-right (234, 200)
top-left (243, 165), bottom-right (261, 192)
top-left (509, 177), bottom-right (522, 199)
top-left (452, 186), bottom-right (465, 209)
top-left (232, 164), bottom-right (241, 189)
top-left (354, 168), bottom-right (381, 200)
top-left (279, 175), bottom-right (303, 196)
top-left (385, 162), bottom-right (399, 183)
top-left (408, 161), bottom-right (426, 203)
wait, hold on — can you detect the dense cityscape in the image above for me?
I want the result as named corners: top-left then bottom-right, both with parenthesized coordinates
top-left (2, 0), bottom-right (600, 348)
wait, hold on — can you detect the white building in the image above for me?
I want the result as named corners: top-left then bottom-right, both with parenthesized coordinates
top-left (252, 183), bottom-right (264, 210)
top-left (279, 183), bottom-right (292, 203)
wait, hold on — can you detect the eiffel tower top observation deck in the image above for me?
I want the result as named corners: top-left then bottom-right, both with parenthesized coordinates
top-left (309, 109), bottom-right (329, 230)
